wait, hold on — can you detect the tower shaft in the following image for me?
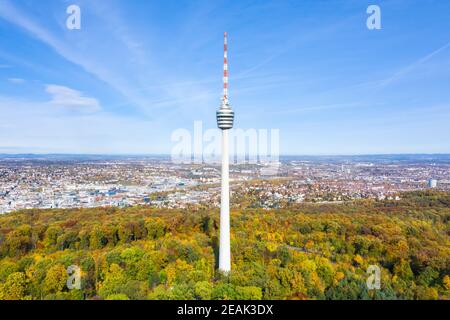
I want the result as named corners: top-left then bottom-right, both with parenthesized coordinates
top-left (219, 129), bottom-right (231, 272)
top-left (217, 32), bottom-right (233, 273)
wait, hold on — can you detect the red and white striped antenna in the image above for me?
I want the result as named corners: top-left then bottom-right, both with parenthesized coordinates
top-left (223, 32), bottom-right (229, 104)
top-left (217, 32), bottom-right (234, 131)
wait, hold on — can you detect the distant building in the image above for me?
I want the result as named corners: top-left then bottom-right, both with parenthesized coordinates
top-left (428, 179), bottom-right (438, 188)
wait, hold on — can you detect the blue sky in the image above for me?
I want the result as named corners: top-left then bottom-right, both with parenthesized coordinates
top-left (0, 0), bottom-right (449, 155)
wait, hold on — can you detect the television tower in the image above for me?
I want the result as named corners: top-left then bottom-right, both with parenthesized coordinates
top-left (217, 32), bottom-right (234, 273)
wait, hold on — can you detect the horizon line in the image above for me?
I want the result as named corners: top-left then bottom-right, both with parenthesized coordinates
top-left (1, 153), bottom-right (450, 157)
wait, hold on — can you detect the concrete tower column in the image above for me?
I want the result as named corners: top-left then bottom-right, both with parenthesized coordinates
top-left (219, 129), bottom-right (231, 272)
top-left (216, 32), bottom-right (234, 273)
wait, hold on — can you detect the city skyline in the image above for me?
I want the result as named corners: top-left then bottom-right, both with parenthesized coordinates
top-left (1, 0), bottom-right (450, 155)
top-left (1, 154), bottom-right (449, 215)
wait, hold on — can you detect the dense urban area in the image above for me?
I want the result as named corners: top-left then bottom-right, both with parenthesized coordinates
top-left (1, 155), bottom-right (449, 214)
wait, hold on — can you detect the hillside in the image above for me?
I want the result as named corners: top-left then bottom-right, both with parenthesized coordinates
top-left (0, 191), bottom-right (449, 300)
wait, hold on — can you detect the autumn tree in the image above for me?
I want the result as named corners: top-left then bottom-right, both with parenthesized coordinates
top-left (0, 272), bottom-right (28, 300)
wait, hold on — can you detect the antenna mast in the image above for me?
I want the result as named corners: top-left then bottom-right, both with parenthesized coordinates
top-left (223, 32), bottom-right (229, 105)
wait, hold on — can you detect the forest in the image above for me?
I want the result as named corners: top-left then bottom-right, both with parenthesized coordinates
top-left (0, 190), bottom-right (449, 300)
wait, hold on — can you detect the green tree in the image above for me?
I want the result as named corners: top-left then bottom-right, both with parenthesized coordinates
top-left (212, 283), bottom-right (237, 300)
top-left (43, 225), bottom-right (63, 250)
top-left (120, 246), bottom-right (145, 278)
top-left (194, 281), bottom-right (213, 300)
top-left (6, 224), bottom-right (33, 256)
top-left (145, 218), bottom-right (166, 240)
top-left (106, 293), bottom-right (130, 300)
top-left (90, 225), bottom-right (108, 249)
top-left (236, 286), bottom-right (262, 300)
top-left (0, 272), bottom-right (28, 300)
top-left (0, 260), bottom-right (19, 282)
top-left (99, 263), bottom-right (127, 298)
top-left (44, 264), bottom-right (67, 295)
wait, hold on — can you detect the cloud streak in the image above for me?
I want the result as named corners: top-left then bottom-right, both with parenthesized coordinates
top-left (0, 93), bottom-right (166, 154)
top-left (46, 84), bottom-right (101, 113)
top-left (380, 42), bottom-right (450, 87)
top-left (8, 78), bottom-right (25, 84)
top-left (0, 0), bottom-right (152, 113)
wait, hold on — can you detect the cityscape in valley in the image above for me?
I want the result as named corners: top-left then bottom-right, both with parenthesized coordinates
top-left (1, 154), bottom-right (449, 214)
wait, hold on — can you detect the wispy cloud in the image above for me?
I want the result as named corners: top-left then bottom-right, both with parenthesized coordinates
top-left (236, 13), bottom-right (359, 78)
top-left (0, 0), bottom-right (217, 119)
top-left (380, 42), bottom-right (450, 87)
top-left (46, 84), bottom-right (101, 113)
top-left (0, 94), bottom-right (166, 154)
top-left (8, 78), bottom-right (25, 84)
top-left (265, 102), bottom-right (371, 116)
top-left (0, 0), bottom-right (151, 113)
